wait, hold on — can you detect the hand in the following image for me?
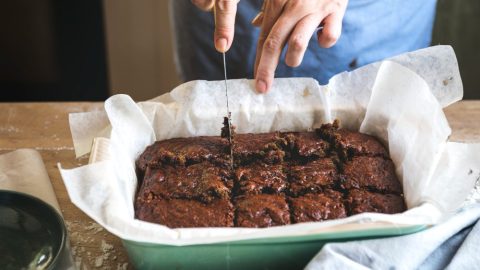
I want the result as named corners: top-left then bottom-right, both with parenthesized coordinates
top-left (252, 0), bottom-right (348, 93)
top-left (191, 0), bottom-right (240, 52)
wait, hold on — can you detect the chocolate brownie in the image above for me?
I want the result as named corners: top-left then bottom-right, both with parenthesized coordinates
top-left (235, 194), bottom-right (290, 228)
top-left (136, 136), bottom-right (229, 171)
top-left (135, 197), bottom-right (234, 228)
top-left (135, 120), bottom-right (407, 228)
top-left (346, 189), bottom-right (406, 215)
top-left (341, 156), bottom-right (402, 194)
top-left (233, 133), bottom-right (286, 164)
top-left (235, 163), bottom-right (287, 195)
top-left (317, 121), bottom-right (388, 159)
top-left (283, 132), bottom-right (329, 158)
top-left (137, 162), bottom-right (233, 203)
top-left (289, 190), bottom-right (347, 223)
top-left (288, 158), bottom-right (338, 196)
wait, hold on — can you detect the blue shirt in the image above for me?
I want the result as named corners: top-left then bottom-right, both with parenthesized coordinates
top-left (170, 0), bottom-right (437, 84)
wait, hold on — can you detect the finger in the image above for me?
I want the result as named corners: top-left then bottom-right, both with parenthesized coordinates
top-left (251, 11), bottom-right (264, 27)
top-left (317, 11), bottom-right (343, 48)
top-left (256, 5), bottom-right (309, 93)
top-left (191, 0), bottom-right (215, 11)
top-left (251, 0), bottom-right (267, 26)
top-left (285, 14), bottom-right (322, 67)
top-left (253, 0), bottom-right (287, 78)
top-left (214, 0), bottom-right (239, 52)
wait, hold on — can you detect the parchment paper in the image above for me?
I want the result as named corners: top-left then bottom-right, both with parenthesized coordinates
top-left (0, 149), bottom-right (61, 212)
top-left (60, 46), bottom-right (480, 246)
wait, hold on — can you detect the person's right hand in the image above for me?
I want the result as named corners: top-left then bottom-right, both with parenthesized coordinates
top-left (191, 0), bottom-right (240, 53)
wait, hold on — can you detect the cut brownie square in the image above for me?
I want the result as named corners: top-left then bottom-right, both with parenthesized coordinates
top-left (235, 163), bottom-right (287, 195)
top-left (136, 136), bottom-right (229, 171)
top-left (317, 121), bottom-right (388, 159)
top-left (288, 158), bottom-right (338, 196)
top-left (233, 132), bottom-right (286, 164)
top-left (235, 194), bottom-right (290, 228)
top-left (137, 162), bottom-right (233, 203)
top-left (135, 197), bottom-right (234, 228)
top-left (289, 190), bottom-right (347, 223)
top-left (341, 156), bottom-right (402, 194)
top-left (283, 132), bottom-right (329, 158)
top-left (346, 189), bottom-right (406, 215)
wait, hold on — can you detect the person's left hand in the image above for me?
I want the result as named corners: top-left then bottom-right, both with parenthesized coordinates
top-left (252, 0), bottom-right (348, 93)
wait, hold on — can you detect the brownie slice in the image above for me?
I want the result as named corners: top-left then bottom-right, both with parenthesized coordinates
top-left (233, 132), bottom-right (286, 164)
top-left (289, 190), bottom-right (347, 223)
top-left (341, 156), bottom-right (402, 194)
top-left (317, 121), bottom-right (388, 159)
top-left (137, 162), bottom-right (233, 203)
top-left (135, 197), bottom-right (234, 228)
top-left (235, 163), bottom-right (287, 195)
top-left (288, 158), bottom-right (338, 196)
top-left (346, 189), bottom-right (406, 215)
top-left (283, 132), bottom-right (329, 158)
top-left (136, 136), bottom-right (229, 171)
top-left (235, 194), bottom-right (290, 228)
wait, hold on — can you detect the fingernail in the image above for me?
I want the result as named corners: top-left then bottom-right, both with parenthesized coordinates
top-left (215, 38), bottom-right (227, 52)
top-left (256, 79), bottom-right (267, 93)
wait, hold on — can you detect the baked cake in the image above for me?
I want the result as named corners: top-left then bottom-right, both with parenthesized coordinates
top-left (134, 120), bottom-right (406, 228)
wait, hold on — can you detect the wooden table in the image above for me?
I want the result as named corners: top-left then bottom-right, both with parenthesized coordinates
top-left (0, 101), bottom-right (479, 269)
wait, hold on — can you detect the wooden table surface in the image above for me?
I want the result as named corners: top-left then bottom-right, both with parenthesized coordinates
top-left (0, 101), bottom-right (479, 269)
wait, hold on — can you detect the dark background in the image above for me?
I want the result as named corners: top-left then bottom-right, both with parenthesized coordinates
top-left (0, 1), bottom-right (108, 101)
top-left (0, 0), bottom-right (478, 102)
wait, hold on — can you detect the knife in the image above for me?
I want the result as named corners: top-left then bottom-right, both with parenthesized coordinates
top-left (213, 4), bottom-right (234, 168)
top-left (222, 52), bottom-right (234, 169)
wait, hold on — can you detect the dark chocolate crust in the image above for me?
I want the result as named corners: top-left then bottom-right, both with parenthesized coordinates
top-left (235, 194), bottom-right (291, 228)
top-left (289, 190), bottom-right (347, 223)
top-left (288, 158), bottom-right (338, 196)
top-left (233, 133), bottom-right (286, 164)
top-left (283, 132), bottom-right (329, 158)
top-left (135, 197), bottom-right (234, 228)
top-left (136, 136), bottom-right (229, 170)
top-left (135, 121), bottom-right (406, 228)
top-left (137, 162), bottom-right (233, 203)
top-left (317, 122), bottom-right (388, 159)
top-left (346, 189), bottom-right (406, 215)
top-left (341, 156), bottom-right (402, 194)
top-left (235, 163), bottom-right (287, 195)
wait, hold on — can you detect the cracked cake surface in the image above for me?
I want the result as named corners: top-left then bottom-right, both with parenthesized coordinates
top-left (134, 122), bottom-right (406, 228)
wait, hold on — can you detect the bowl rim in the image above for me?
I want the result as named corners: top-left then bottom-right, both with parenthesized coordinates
top-left (0, 190), bottom-right (67, 270)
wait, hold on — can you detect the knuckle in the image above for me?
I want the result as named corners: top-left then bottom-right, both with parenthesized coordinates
top-left (264, 35), bottom-right (282, 53)
top-left (215, 25), bottom-right (233, 35)
top-left (289, 35), bottom-right (305, 52)
top-left (256, 69), bottom-right (272, 80)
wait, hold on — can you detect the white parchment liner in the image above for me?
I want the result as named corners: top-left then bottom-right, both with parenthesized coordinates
top-left (60, 46), bottom-right (480, 246)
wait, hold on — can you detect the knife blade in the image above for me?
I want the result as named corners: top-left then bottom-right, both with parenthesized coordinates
top-left (222, 52), bottom-right (234, 169)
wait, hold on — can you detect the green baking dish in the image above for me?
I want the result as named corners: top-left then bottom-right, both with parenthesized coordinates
top-left (122, 223), bottom-right (426, 270)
